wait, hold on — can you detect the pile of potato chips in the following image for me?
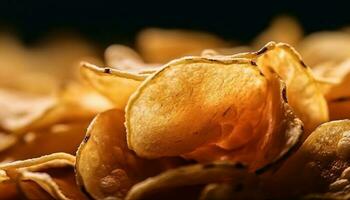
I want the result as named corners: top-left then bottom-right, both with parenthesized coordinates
top-left (1, 16), bottom-right (350, 199)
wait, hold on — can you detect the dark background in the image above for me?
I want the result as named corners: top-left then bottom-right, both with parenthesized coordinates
top-left (0, 1), bottom-right (350, 46)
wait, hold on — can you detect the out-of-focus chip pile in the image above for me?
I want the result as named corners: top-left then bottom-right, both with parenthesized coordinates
top-left (1, 16), bottom-right (350, 199)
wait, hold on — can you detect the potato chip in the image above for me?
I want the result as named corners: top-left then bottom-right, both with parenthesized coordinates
top-left (105, 44), bottom-right (161, 74)
top-left (266, 120), bottom-right (350, 198)
top-left (80, 62), bottom-right (147, 109)
top-left (137, 28), bottom-right (227, 63)
top-left (76, 109), bottom-right (186, 200)
top-left (0, 32), bottom-right (100, 95)
top-left (0, 122), bottom-right (88, 162)
top-left (298, 31), bottom-right (350, 67)
top-left (0, 153), bottom-right (75, 171)
top-left (253, 15), bottom-right (303, 48)
top-left (18, 167), bottom-right (87, 200)
top-left (0, 84), bottom-right (111, 133)
top-left (126, 56), bottom-right (302, 171)
top-left (312, 59), bottom-right (350, 100)
top-left (126, 162), bottom-right (250, 200)
top-left (232, 42), bottom-right (328, 134)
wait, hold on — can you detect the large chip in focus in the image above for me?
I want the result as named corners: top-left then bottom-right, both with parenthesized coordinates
top-left (137, 28), bottom-right (227, 63)
top-left (76, 109), bottom-right (186, 200)
top-left (80, 62), bottom-right (147, 109)
top-left (126, 56), bottom-right (303, 171)
top-left (266, 120), bottom-right (350, 198)
top-left (232, 42), bottom-right (328, 134)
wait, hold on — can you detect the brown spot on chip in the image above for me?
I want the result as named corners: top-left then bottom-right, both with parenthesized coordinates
top-left (83, 134), bottom-right (90, 143)
top-left (250, 60), bottom-right (257, 66)
top-left (300, 60), bottom-right (307, 68)
top-left (104, 68), bottom-right (111, 73)
top-left (282, 88), bottom-right (288, 103)
top-left (256, 46), bottom-right (268, 55)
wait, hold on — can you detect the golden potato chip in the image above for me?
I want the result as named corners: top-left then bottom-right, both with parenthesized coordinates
top-left (105, 44), bottom-right (161, 75)
top-left (0, 122), bottom-right (89, 162)
top-left (80, 62), bottom-right (147, 109)
top-left (18, 167), bottom-right (87, 200)
top-left (0, 153), bottom-right (75, 171)
top-left (312, 59), bottom-right (350, 101)
top-left (0, 32), bottom-right (100, 95)
top-left (0, 84), bottom-right (111, 133)
top-left (232, 42), bottom-right (328, 134)
top-left (76, 109), bottom-right (185, 200)
top-left (266, 120), bottom-right (350, 198)
top-left (126, 56), bottom-right (302, 171)
top-left (126, 162), bottom-right (250, 200)
top-left (137, 28), bottom-right (227, 63)
top-left (253, 15), bottom-right (303, 48)
top-left (298, 31), bottom-right (350, 67)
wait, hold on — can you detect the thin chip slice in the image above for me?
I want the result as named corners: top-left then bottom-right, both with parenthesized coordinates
top-left (232, 42), bottom-right (328, 134)
top-left (105, 44), bottom-right (161, 74)
top-left (137, 28), bottom-right (227, 63)
top-left (18, 167), bottom-right (87, 200)
top-left (266, 120), bottom-right (350, 198)
top-left (76, 109), bottom-right (185, 200)
top-left (80, 62), bottom-right (147, 109)
top-left (126, 56), bottom-right (303, 171)
top-left (0, 84), bottom-right (112, 134)
top-left (298, 31), bottom-right (350, 67)
top-left (125, 162), bottom-right (250, 200)
top-left (312, 59), bottom-right (350, 101)
top-left (0, 121), bottom-right (89, 162)
top-left (253, 15), bottom-right (303, 48)
top-left (0, 153), bottom-right (75, 171)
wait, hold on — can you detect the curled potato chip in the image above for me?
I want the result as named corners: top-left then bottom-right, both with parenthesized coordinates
top-left (80, 62), bottom-right (147, 109)
top-left (137, 28), bottom-right (227, 63)
top-left (253, 15), bottom-right (303, 48)
top-left (126, 56), bottom-right (303, 171)
top-left (18, 167), bottom-right (86, 200)
top-left (76, 109), bottom-right (185, 200)
top-left (267, 120), bottom-right (350, 198)
top-left (126, 162), bottom-right (250, 200)
top-left (232, 42), bottom-right (328, 134)
top-left (0, 153), bottom-right (82, 200)
top-left (298, 31), bottom-right (350, 67)
top-left (105, 44), bottom-right (161, 74)
top-left (0, 153), bottom-right (75, 171)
